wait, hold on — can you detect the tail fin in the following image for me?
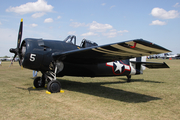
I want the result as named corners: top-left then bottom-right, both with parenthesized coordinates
top-left (129, 56), bottom-right (169, 74)
top-left (129, 56), bottom-right (146, 74)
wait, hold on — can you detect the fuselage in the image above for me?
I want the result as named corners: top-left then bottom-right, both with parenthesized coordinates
top-left (20, 38), bottom-right (145, 78)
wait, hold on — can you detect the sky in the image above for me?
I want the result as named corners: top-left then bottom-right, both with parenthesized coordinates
top-left (0, 0), bottom-right (180, 57)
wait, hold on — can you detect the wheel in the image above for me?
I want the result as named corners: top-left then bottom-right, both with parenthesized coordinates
top-left (127, 75), bottom-right (131, 82)
top-left (47, 80), bottom-right (61, 93)
top-left (33, 77), bottom-right (45, 88)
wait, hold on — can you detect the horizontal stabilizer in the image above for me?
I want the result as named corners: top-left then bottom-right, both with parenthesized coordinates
top-left (130, 61), bottom-right (169, 68)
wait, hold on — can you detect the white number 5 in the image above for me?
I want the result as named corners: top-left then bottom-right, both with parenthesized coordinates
top-left (30, 54), bottom-right (36, 61)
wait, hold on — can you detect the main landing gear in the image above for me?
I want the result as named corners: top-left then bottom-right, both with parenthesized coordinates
top-left (33, 64), bottom-right (61, 93)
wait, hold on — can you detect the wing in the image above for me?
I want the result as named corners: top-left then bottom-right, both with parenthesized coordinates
top-left (52, 39), bottom-right (171, 64)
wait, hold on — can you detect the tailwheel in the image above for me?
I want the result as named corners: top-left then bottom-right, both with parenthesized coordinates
top-left (127, 75), bottom-right (131, 82)
top-left (33, 77), bottom-right (45, 88)
top-left (47, 80), bottom-right (61, 93)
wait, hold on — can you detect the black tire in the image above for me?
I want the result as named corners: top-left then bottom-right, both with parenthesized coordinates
top-left (33, 77), bottom-right (45, 88)
top-left (47, 80), bottom-right (61, 93)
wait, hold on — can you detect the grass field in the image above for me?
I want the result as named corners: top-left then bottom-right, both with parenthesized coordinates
top-left (0, 59), bottom-right (180, 120)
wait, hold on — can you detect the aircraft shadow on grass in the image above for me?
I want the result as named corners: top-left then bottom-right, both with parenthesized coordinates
top-left (17, 78), bottom-right (162, 103)
top-left (57, 78), bottom-right (161, 103)
top-left (16, 86), bottom-right (45, 94)
top-left (119, 78), bottom-right (165, 83)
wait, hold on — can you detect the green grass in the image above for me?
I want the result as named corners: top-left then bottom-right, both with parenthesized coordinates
top-left (0, 59), bottom-right (180, 120)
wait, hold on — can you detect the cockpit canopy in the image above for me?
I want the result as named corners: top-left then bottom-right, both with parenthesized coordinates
top-left (64, 35), bottom-right (76, 45)
top-left (80, 39), bottom-right (98, 48)
top-left (64, 35), bottom-right (98, 48)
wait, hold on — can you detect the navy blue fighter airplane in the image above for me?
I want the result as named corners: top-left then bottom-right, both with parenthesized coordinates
top-left (10, 19), bottom-right (171, 93)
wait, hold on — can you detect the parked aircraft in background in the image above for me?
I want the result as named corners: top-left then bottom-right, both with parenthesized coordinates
top-left (165, 53), bottom-right (180, 59)
top-left (0, 57), bottom-right (13, 61)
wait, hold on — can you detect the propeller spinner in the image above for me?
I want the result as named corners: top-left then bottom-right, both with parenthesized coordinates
top-left (9, 19), bottom-right (23, 66)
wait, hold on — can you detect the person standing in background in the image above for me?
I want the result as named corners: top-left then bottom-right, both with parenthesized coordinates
top-left (33, 71), bottom-right (38, 77)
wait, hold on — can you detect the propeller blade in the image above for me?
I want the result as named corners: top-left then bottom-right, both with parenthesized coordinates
top-left (9, 48), bottom-right (18, 54)
top-left (9, 19), bottom-right (23, 67)
top-left (17, 19), bottom-right (23, 49)
top-left (18, 52), bottom-right (22, 66)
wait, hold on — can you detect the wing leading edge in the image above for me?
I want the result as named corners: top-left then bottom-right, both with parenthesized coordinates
top-left (52, 39), bottom-right (171, 64)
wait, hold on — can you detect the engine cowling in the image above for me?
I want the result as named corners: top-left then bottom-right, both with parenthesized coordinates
top-left (20, 38), bottom-right (47, 71)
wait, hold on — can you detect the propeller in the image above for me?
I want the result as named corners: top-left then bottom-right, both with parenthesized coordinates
top-left (9, 19), bottom-right (23, 66)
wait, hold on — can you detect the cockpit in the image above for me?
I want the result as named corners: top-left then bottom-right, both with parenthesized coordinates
top-left (64, 35), bottom-right (76, 45)
top-left (64, 35), bottom-right (98, 48)
top-left (80, 39), bottom-right (98, 48)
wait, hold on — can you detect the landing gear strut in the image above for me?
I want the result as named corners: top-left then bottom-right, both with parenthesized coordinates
top-left (126, 75), bottom-right (131, 82)
top-left (33, 62), bottom-right (62, 93)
